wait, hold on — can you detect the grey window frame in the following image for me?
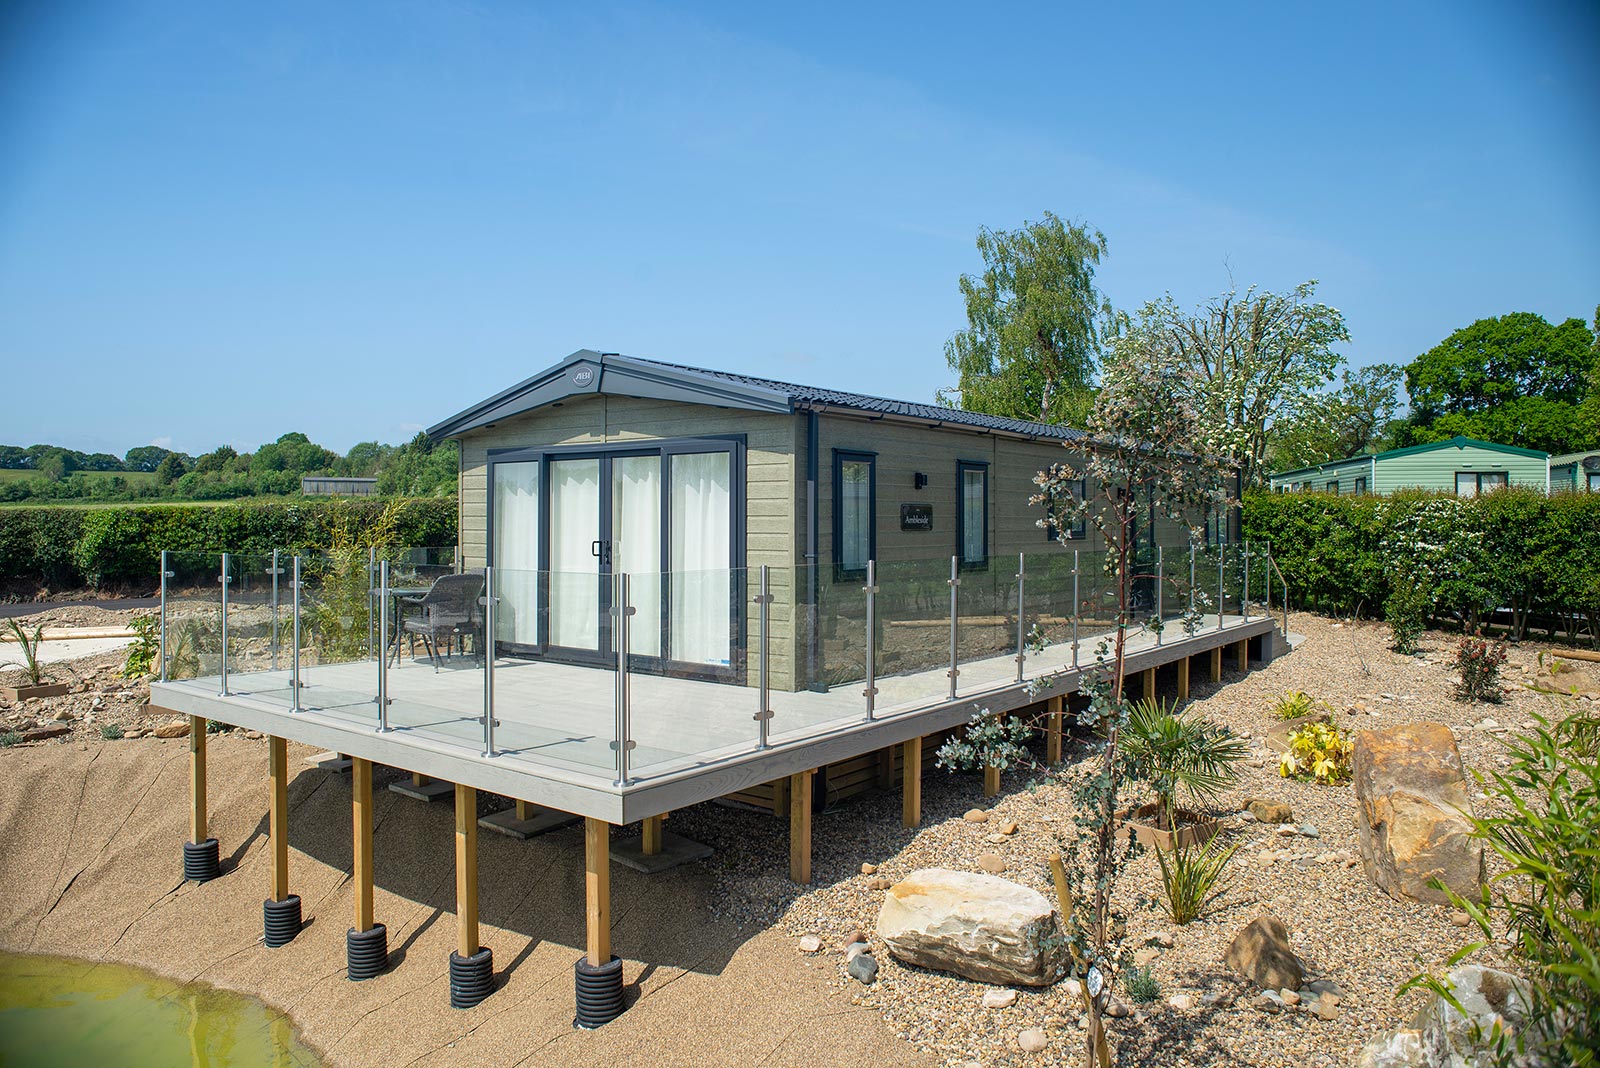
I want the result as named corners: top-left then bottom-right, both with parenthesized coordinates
top-left (832, 449), bottom-right (876, 580)
top-left (956, 460), bottom-right (990, 569)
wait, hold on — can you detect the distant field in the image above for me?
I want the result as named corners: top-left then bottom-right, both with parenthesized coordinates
top-left (0, 469), bottom-right (159, 485)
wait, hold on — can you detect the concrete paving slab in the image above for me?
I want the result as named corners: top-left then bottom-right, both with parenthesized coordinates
top-left (611, 830), bottom-right (714, 873)
top-left (478, 805), bottom-right (578, 839)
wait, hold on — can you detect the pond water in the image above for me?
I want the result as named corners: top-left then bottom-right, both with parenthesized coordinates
top-left (0, 951), bottom-right (325, 1067)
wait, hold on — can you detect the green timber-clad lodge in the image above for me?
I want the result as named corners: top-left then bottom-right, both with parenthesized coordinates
top-left (1269, 436), bottom-right (1550, 496)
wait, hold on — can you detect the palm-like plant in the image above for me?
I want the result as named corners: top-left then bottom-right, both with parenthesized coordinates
top-left (1119, 697), bottom-right (1247, 826)
top-left (2, 620), bottom-right (51, 686)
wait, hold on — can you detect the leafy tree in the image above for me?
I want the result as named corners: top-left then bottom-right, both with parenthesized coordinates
top-left (1114, 280), bottom-right (1349, 486)
top-left (376, 432), bottom-right (458, 497)
top-left (252, 432), bottom-right (337, 476)
top-left (192, 445), bottom-right (239, 474)
top-left (0, 446), bottom-right (30, 469)
top-left (341, 440), bottom-right (390, 477)
top-left (1271, 362), bottom-right (1403, 469)
top-left (940, 212), bottom-right (1107, 426)
top-left (154, 453), bottom-right (188, 485)
top-left (33, 448), bottom-right (77, 483)
top-left (123, 445), bottom-right (171, 472)
top-left (1403, 396), bottom-right (1599, 455)
top-left (1406, 312), bottom-right (1595, 420)
top-left (80, 452), bottom-right (126, 471)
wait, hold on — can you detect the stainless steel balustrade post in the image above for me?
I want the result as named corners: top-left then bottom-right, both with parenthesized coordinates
top-left (946, 556), bottom-right (960, 701)
top-left (612, 573), bottom-right (636, 786)
top-left (376, 560), bottom-right (390, 731)
top-left (1155, 545), bottom-right (1164, 646)
top-left (861, 561), bottom-right (878, 720)
top-left (291, 555), bottom-right (302, 712)
top-left (219, 553), bottom-right (231, 697)
top-left (482, 565), bottom-right (496, 757)
top-left (1071, 550), bottom-right (1080, 670)
top-left (159, 550), bottom-right (169, 683)
top-left (368, 547), bottom-right (377, 660)
top-left (1189, 542), bottom-right (1197, 628)
top-left (1014, 552), bottom-right (1026, 682)
top-left (755, 566), bottom-right (775, 745)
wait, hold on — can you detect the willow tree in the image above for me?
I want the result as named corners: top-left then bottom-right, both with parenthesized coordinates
top-left (940, 212), bottom-right (1107, 427)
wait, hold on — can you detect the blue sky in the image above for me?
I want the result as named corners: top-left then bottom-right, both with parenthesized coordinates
top-left (2, 1), bottom-right (1597, 455)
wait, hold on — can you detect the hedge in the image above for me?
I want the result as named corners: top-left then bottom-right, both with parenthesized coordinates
top-left (1242, 488), bottom-right (1600, 641)
top-left (0, 499), bottom-right (458, 590)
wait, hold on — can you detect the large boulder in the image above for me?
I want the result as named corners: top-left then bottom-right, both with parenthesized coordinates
top-left (1223, 914), bottom-right (1304, 991)
top-left (876, 868), bottom-right (1066, 986)
top-left (1357, 965), bottom-right (1532, 1068)
top-left (1353, 723), bottom-right (1483, 904)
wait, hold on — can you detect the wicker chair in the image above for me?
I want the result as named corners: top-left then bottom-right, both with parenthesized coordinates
top-left (401, 571), bottom-right (486, 670)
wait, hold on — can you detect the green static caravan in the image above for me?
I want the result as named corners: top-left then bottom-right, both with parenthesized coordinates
top-left (429, 350), bottom-right (1233, 694)
top-left (1549, 449), bottom-right (1600, 494)
top-left (1269, 436), bottom-right (1550, 497)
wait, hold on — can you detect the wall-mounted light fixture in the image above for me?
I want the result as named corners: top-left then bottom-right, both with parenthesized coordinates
top-left (914, 472), bottom-right (928, 490)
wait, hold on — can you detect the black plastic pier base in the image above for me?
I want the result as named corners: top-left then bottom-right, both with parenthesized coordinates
top-left (263, 895), bottom-right (302, 947)
top-left (573, 954), bottom-right (625, 1028)
top-left (450, 947), bottom-right (495, 1009)
top-left (183, 838), bottom-right (220, 883)
top-left (347, 924), bottom-right (389, 981)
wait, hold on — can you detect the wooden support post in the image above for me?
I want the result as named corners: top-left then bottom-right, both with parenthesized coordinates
top-left (413, 772), bottom-right (429, 788)
top-left (642, 814), bottom-right (664, 856)
top-left (188, 715), bottom-right (207, 844)
top-left (876, 746), bottom-right (896, 789)
top-left (1142, 666), bottom-right (1157, 702)
top-left (268, 735), bottom-right (289, 902)
top-left (455, 783), bottom-right (479, 958)
top-left (983, 763), bottom-right (1001, 798)
top-left (902, 737), bottom-right (922, 828)
top-left (585, 817), bottom-right (611, 966)
top-left (1210, 645), bottom-right (1223, 683)
top-left (1177, 655), bottom-right (1190, 702)
top-left (352, 757), bottom-right (375, 932)
top-left (772, 775), bottom-right (790, 819)
top-left (515, 798), bottom-right (533, 821)
top-left (1046, 696), bottom-right (1064, 764)
top-left (1235, 638), bottom-right (1249, 673)
top-left (789, 769), bottom-right (814, 884)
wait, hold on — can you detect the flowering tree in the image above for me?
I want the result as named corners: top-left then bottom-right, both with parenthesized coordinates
top-left (945, 340), bottom-right (1235, 1067)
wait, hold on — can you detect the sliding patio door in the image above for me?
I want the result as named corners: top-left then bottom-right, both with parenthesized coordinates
top-left (488, 438), bottom-right (742, 678)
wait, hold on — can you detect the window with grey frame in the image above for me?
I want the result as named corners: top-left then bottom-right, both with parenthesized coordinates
top-left (1455, 470), bottom-right (1509, 496)
top-left (956, 460), bottom-right (989, 567)
top-left (1326, 479), bottom-right (1339, 494)
top-left (1354, 475), bottom-right (1368, 494)
top-left (833, 449), bottom-right (875, 579)
top-left (1044, 478), bottom-right (1087, 541)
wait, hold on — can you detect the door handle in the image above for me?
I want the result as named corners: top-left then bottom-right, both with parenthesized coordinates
top-left (591, 540), bottom-right (601, 559)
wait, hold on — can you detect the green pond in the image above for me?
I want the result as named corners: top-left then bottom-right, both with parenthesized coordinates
top-left (0, 951), bottom-right (325, 1067)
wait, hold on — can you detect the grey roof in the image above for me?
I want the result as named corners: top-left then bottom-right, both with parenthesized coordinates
top-left (427, 349), bottom-right (1090, 442)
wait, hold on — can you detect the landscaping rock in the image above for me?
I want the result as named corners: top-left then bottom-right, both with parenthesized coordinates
top-left (1356, 965), bottom-right (1531, 1068)
top-left (976, 853), bottom-right (1007, 874)
top-left (982, 988), bottom-right (1017, 1009)
top-left (798, 934), bottom-right (822, 953)
top-left (1167, 994), bottom-right (1196, 1010)
top-left (153, 719), bottom-right (191, 739)
top-left (1017, 1028), bottom-right (1048, 1053)
top-left (1244, 798), bottom-right (1293, 823)
top-left (877, 868), bottom-right (1066, 986)
top-left (847, 953), bottom-right (878, 985)
top-left (963, 809), bottom-right (989, 823)
top-left (20, 724), bottom-right (70, 742)
top-left (1224, 914), bottom-right (1304, 992)
top-left (1353, 722), bottom-right (1484, 904)
top-left (845, 942), bottom-right (870, 962)
top-left (860, 862), bottom-right (878, 875)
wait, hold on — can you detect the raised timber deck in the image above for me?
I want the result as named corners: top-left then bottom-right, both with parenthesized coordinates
top-left (151, 613), bottom-right (1282, 827)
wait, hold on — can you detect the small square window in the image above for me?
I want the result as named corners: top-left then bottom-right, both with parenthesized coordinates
top-left (1045, 478), bottom-right (1087, 541)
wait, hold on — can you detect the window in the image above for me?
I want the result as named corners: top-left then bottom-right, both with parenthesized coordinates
top-left (833, 450), bottom-right (875, 577)
top-left (1045, 478), bottom-right (1087, 541)
top-left (1326, 480), bottom-right (1339, 494)
top-left (957, 461), bottom-right (989, 566)
top-left (1354, 476), bottom-right (1367, 495)
top-left (1456, 471), bottom-right (1509, 497)
top-left (1589, 472), bottom-right (1600, 493)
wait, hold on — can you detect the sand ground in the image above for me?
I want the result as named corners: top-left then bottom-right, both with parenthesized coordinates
top-left (0, 736), bottom-right (933, 1068)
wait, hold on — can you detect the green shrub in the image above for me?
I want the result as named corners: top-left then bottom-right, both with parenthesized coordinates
top-left (0, 731), bottom-right (20, 748)
top-left (0, 498), bottom-right (457, 589)
top-left (1155, 832), bottom-right (1241, 925)
top-left (1403, 710), bottom-right (1600, 1065)
top-left (1122, 965), bottom-right (1161, 1003)
top-left (1119, 698), bottom-right (1247, 818)
top-left (1384, 573), bottom-right (1431, 654)
top-left (99, 723), bottom-right (124, 740)
top-left (206, 719), bottom-right (226, 734)
top-left (1278, 721), bottom-right (1354, 784)
top-left (122, 614), bottom-right (158, 679)
top-left (1271, 690), bottom-right (1331, 720)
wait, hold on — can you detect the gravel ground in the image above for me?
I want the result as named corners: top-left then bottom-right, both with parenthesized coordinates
top-left (4, 604), bottom-right (1593, 1067)
top-left (712, 612), bottom-right (1596, 1068)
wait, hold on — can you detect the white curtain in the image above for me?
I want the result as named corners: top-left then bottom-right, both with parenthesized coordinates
top-left (549, 458), bottom-right (600, 649)
top-left (670, 452), bottom-right (731, 666)
top-left (962, 468), bottom-right (985, 563)
top-left (491, 462), bottom-right (541, 645)
top-left (840, 460), bottom-right (870, 571)
top-left (612, 456), bottom-right (661, 658)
